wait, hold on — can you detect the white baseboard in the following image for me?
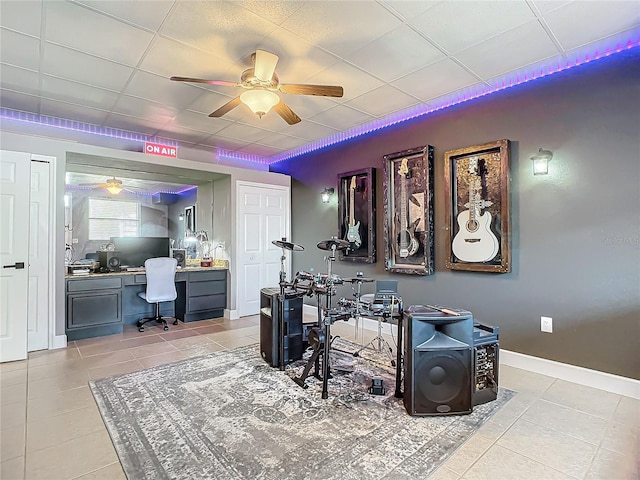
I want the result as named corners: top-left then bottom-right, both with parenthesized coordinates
top-left (500, 349), bottom-right (640, 400)
top-left (304, 303), bottom-right (640, 399)
top-left (50, 334), bottom-right (67, 350)
top-left (225, 309), bottom-right (239, 320)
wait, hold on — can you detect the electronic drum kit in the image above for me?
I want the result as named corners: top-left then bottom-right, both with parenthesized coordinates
top-left (271, 236), bottom-right (403, 399)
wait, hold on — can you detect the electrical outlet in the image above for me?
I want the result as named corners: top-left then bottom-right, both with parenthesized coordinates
top-left (541, 316), bottom-right (553, 333)
top-left (72, 238), bottom-right (79, 244)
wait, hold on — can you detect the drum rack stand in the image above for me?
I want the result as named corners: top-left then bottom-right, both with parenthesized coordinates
top-left (353, 307), bottom-right (396, 367)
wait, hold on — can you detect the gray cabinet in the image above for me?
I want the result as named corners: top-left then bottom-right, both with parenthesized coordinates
top-left (184, 269), bottom-right (227, 322)
top-left (66, 276), bottom-right (123, 339)
top-left (65, 269), bottom-right (227, 340)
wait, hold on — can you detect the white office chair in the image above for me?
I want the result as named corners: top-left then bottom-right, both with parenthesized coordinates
top-left (137, 257), bottom-right (178, 332)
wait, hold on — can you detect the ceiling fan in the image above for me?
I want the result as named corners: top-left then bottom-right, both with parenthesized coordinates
top-left (170, 49), bottom-right (344, 125)
top-left (78, 177), bottom-right (134, 195)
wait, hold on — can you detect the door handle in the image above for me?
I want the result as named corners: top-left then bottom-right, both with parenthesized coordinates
top-left (3, 262), bottom-right (25, 269)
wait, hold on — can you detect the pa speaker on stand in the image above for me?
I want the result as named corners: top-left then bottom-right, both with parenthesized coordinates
top-left (403, 305), bottom-right (474, 416)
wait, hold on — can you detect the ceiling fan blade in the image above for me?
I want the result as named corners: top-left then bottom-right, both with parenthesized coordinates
top-left (279, 84), bottom-right (344, 97)
top-left (170, 76), bottom-right (240, 88)
top-left (209, 96), bottom-right (242, 117)
top-left (254, 50), bottom-right (279, 82)
top-left (273, 100), bottom-right (302, 125)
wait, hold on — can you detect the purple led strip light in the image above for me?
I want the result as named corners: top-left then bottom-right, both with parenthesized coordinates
top-left (65, 184), bottom-right (197, 196)
top-left (0, 109), bottom-right (178, 148)
top-left (2, 34), bottom-right (638, 167)
top-left (268, 37), bottom-right (640, 165)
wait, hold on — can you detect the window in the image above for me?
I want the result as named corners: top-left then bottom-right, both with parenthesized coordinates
top-left (88, 198), bottom-right (139, 240)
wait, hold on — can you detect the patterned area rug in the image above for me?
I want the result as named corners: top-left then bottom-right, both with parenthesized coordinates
top-left (90, 340), bottom-right (514, 480)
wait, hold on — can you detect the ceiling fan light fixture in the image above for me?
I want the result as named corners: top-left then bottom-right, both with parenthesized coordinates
top-left (240, 90), bottom-right (279, 118)
top-left (105, 185), bottom-right (123, 195)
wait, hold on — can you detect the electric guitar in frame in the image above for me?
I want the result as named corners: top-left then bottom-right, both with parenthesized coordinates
top-left (451, 158), bottom-right (499, 263)
top-left (396, 158), bottom-right (420, 258)
top-left (345, 176), bottom-right (362, 249)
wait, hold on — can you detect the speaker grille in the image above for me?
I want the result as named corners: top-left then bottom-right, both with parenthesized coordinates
top-left (414, 349), bottom-right (471, 411)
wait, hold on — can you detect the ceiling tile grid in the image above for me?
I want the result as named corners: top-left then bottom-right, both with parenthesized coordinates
top-left (0, 0), bottom-right (637, 164)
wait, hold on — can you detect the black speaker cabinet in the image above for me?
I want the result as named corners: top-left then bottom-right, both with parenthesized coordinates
top-left (403, 305), bottom-right (474, 416)
top-left (98, 251), bottom-right (121, 272)
top-left (171, 248), bottom-right (186, 268)
top-left (473, 322), bottom-right (500, 406)
top-left (260, 288), bottom-right (303, 369)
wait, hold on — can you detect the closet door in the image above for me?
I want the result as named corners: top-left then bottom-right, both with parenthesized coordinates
top-left (0, 150), bottom-right (30, 362)
top-left (237, 182), bottom-right (289, 317)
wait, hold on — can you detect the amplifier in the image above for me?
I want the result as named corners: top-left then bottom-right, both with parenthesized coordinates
top-left (473, 322), bottom-right (499, 406)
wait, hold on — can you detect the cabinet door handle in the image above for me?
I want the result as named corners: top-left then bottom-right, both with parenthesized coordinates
top-left (3, 262), bottom-right (25, 269)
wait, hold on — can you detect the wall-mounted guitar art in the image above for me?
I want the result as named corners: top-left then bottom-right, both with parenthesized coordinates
top-left (337, 168), bottom-right (376, 263)
top-left (383, 146), bottom-right (434, 275)
top-left (444, 139), bottom-right (511, 273)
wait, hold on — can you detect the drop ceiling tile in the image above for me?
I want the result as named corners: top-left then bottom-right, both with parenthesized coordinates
top-left (258, 27), bottom-right (341, 82)
top-left (42, 43), bottom-right (134, 92)
top-left (411, 1), bottom-right (535, 54)
top-left (381, 0), bottom-right (440, 19)
top-left (0, 64), bottom-right (40, 94)
top-left (0, 29), bottom-right (40, 70)
top-left (171, 110), bottom-right (231, 135)
top-left (103, 112), bottom-right (167, 136)
top-left (0, 89), bottom-right (40, 113)
top-left (305, 61), bottom-right (384, 102)
top-left (40, 76), bottom-right (119, 110)
top-left (276, 94), bottom-right (336, 122)
top-left (542, 1), bottom-right (640, 51)
top-left (40, 98), bottom-right (110, 125)
top-left (201, 135), bottom-right (252, 151)
top-left (275, 120), bottom-right (339, 142)
top-left (346, 85), bottom-right (420, 117)
top-left (393, 58), bottom-right (479, 102)
top-left (111, 95), bottom-right (179, 124)
top-left (43, 1), bottom-right (154, 66)
top-left (159, 1), bottom-right (276, 62)
top-left (280, 1), bottom-right (402, 57)
top-left (254, 132), bottom-right (308, 150)
top-left (155, 124), bottom-right (211, 144)
top-left (216, 121), bottom-right (273, 143)
top-left (0, 1), bottom-right (42, 37)
top-left (73, 0), bottom-right (174, 31)
top-left (187, 90), bottom-right (240, 116)
top-left (125, 70), bottom-right (203, 108)
top-left (237, 1), bottom-right (307, 26)
top-left (140, 36), bottom-right (237, 80)
top-left (530, 0), bottom-right (573, 15)
top-left (310, 104), bottom-right (374, 131)
top-left (454, 20), bottom-right (560, 79)
top-left (237, 143), bottom-right (284, 157)
top-left (346, 24), bottom-right (445, 82)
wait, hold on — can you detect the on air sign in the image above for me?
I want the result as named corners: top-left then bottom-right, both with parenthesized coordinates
top-left (145, 142), bottom-right (177, 158)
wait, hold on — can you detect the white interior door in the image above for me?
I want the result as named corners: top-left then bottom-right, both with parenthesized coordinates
top-left (0, 151), bottom-right (31, 362)
top-left (237, 182), bottom-right (289, 317)
top-left (28, 159), bottom-right (50, 351)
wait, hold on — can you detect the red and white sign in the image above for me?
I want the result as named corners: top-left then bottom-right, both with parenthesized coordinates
top-left (145, 142), bottom-right (177, 158)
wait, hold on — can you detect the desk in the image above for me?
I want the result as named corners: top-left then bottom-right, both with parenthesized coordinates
top-left (65, 268), bottom-right (227, 340)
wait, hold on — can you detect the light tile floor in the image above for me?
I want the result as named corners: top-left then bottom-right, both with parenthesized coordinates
top-left (1, 316), bottom-right (638, 479)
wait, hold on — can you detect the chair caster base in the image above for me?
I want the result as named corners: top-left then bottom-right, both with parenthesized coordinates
top-left (173, 320), bottom-right (179, 325)
top-left (138, 326), bottom-right (145, 332)
top-left (163, 325), bottom-right (169, 331)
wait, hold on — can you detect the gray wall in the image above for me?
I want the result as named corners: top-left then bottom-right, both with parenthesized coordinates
top-left (271, 50), bottom-right (640, 379)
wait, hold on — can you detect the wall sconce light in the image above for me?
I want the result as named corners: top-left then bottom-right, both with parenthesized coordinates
top-left (178, 213), bottom-right (184, 221)
top-left (321, 187), bottom-right (334, 203)
top-left (531, 148), bottom-right (553, 175)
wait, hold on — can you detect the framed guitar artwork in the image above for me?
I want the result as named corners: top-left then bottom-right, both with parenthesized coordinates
top-left (383, 146), bottom-right (434, 275)
top-left (444, 139), bottom-right (511, 273)
top-left (337, 168), bottom-right (376, 263)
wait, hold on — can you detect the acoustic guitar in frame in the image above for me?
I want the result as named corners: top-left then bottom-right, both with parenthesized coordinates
top-left (452, 158), bottom-right (499, 263)
top-left (345, 176), bottom-right (362, 249)
top-left (396, 158), bottom-right (420, 258)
